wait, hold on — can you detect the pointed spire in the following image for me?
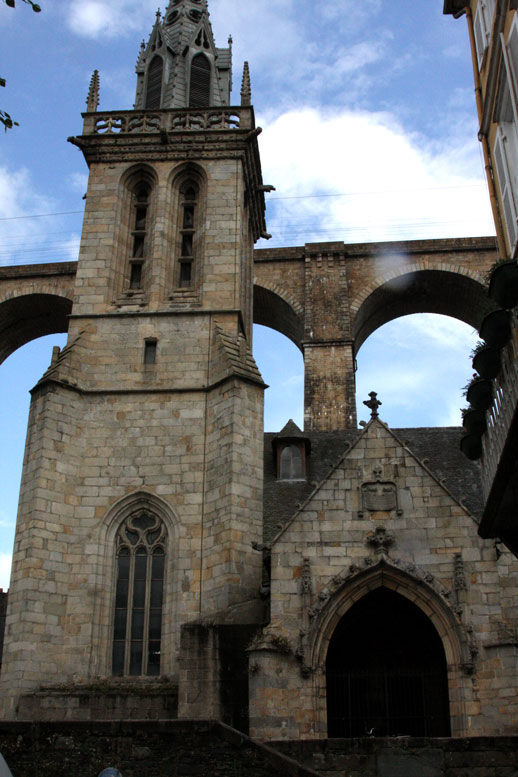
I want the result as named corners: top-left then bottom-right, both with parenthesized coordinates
top-left (86, 70), bottom-right (100, 113)
top-left (135, 0), bottom-right (231, 109)
top-left (136, 39), bottom-right (146, 68)
top-left (164, 0), bottom-right (208, 15)
top-left (241, 61), bottom-right (251, 107)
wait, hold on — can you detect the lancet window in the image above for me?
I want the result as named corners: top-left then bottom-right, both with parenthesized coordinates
top-left (112, 511), bottom-right (167, 676)
top-left (128, 182), bottom-right (152, 290)
top-left (145, 55), bottom-right (163, 109)
top-left (177, 180), bottom-right (199, 288)
top-left (189, 53), bottom-right (211, 107)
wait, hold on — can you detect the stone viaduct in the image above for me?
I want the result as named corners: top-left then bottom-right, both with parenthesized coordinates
top-left (0, 235), bottom-right (498, 430)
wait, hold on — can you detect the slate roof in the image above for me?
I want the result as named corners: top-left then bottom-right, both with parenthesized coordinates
top-left (262, 426), bottom-right (483, 544)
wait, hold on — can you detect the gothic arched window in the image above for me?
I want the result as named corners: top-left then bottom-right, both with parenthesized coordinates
top-left (189, 53), bottom-right (211, 107)
top-left (177, 180), bottom-right (199, 288)
top-left (112, 511), bottom-right (167, 676)
top-left (145, 55), bottom-right (163, 109)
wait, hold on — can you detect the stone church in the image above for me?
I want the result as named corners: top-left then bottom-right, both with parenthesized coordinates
top-left (1, 0), bottom-right (518, 747)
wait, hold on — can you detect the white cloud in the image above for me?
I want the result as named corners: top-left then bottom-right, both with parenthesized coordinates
top-left (355, 315), bottom-right (478, 428)
top-left (66, 0), bottom-right (157, 39)
top-left (0, 165), bottom-right (83, 266)
top-left (256, 106), bottom-right (494, 247)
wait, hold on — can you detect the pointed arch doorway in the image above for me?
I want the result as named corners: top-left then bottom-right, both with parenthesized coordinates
top-left (326, 587), bottom-right (451, 738)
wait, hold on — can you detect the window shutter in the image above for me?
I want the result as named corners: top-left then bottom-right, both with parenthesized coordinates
top-left (494, 128), bottom-right (518, 252)
top-left (474, 3), bottom-right (488, 69)
top-left (508, 17), bottom-right (518, 103)
top-left (145, 56), bottom-right (163, 109)
top-left (485, 0), bottom-right (496, 30)
top-left (189, 54), bottom-right (211, 107)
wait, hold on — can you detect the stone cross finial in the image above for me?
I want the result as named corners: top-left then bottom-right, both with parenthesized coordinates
top-left (86, 70), bottom-right (100, 113)
top-left (363, 391), bottom-right (382, 419)
top-left (241, 61), bottom-right (251, 106)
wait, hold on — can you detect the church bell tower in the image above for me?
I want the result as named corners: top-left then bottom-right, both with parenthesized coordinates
top-left (0, 0), bottom-right (268, 718)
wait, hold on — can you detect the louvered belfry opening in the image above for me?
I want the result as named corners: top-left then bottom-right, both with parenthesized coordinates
top-left (326, 587), bottom-right (451, 738)
top-left (190, 53), bottom-right (211, 107)
top-left (145, 55), bottom-right (163, 109)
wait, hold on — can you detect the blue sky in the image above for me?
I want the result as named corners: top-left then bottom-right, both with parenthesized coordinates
top-left (0, 0), bottom-right (496, 588)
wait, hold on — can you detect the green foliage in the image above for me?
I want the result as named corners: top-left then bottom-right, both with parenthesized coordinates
top-left (485, 257), bottom-right (517, 285)
top-left (0, 109), bottom-right (19, 131)
top-left (1, 0), bottom-right (42, 131)
top-left (4, 0), bottom-right (41, 11)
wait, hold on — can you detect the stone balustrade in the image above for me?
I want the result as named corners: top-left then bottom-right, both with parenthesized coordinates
top-left (81, 107), bottom-right (250, 136)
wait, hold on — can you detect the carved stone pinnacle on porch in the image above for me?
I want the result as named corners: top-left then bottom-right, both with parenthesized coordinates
top-left (363, 391), bottom-right (382, 419)
top-left (365, 525), bottom-right (395, 556)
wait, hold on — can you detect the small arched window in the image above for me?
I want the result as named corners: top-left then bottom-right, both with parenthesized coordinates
top-left (189, 53), bottom-right (211, 107)
top-left (145, 56), bottom-right (163, 109)
top-left (279, 445), bottom-right (303, 480)
top-left (177, 180), bottom-right (199, 288)
top-left (112, 511), bottom-right (166, 676)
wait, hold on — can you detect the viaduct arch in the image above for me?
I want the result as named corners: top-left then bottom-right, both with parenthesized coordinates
top-left (253, 236), bottom-right (497, 430)
top-left (0, 236), bottom-right (497, 430)
top-left (0, 263), bottom-right (75, 366)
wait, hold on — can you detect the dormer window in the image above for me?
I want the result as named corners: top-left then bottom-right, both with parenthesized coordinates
top-left (272, 420), bottom-right (310, 481)
top-left (190, 53), bottom-right (211, 107)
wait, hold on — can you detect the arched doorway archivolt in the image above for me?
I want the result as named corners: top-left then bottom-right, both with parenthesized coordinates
top-left (309, 558), bottom-right (476, 737)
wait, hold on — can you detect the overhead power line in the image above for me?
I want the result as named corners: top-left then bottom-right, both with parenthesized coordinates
top-left (0, 184), bottom-right (487, 219)
top-left (268, 183), bottom-right (487, 201)
top-left (0, 210), bottom-right (83, 222)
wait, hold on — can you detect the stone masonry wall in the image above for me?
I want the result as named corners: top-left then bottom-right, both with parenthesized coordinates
top-left (0, 720), bottom-right (322, 777)
top-left (249, 419), bottom-right (518, 740)
top-left (273, 736), bottom-right (518, 777)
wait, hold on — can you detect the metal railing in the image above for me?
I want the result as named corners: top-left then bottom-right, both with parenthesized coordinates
top-left (481, 315), bottom-right (518, 499)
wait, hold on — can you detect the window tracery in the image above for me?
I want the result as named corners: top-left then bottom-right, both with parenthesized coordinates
top-left (112, 510), bottom-right (167, 676)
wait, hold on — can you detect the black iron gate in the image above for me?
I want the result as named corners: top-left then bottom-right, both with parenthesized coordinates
top-left (325, 588), bottom-right (451, 738)
top-left (327, 666), bottom-right (450, 737)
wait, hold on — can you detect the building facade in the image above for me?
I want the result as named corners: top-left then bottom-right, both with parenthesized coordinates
top-left (444, 0), bottom-right (518, 556)
top-left (1, 0), bottom-right (518, 742)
